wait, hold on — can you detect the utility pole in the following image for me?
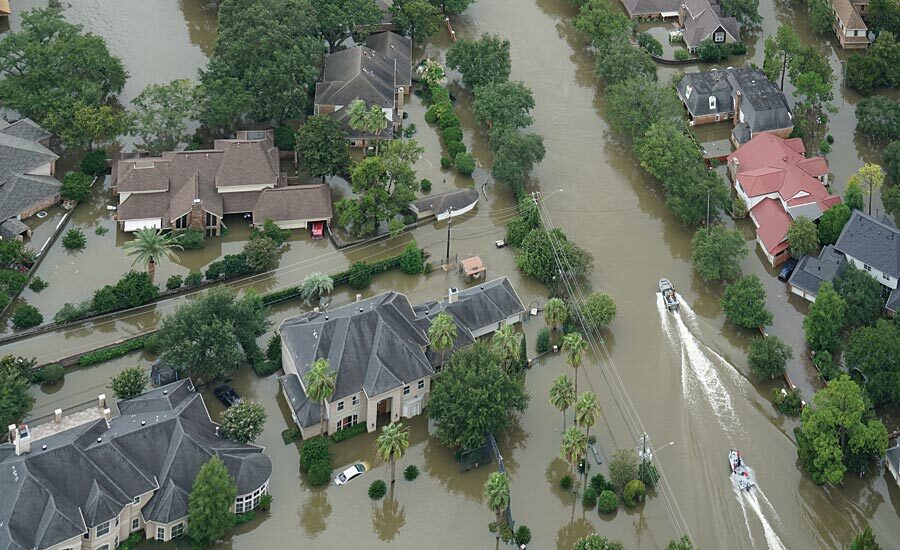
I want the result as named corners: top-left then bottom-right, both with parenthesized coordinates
top-left (445, 206), bottom-right (454, 263)
top-left (706, 189), bottom-right (711, 227)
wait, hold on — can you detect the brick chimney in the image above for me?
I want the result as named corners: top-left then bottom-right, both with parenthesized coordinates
top-left (189, 198), bottom-right (204, 231)
top-left (9, 424), bottom-right (31, 456)
top-left (733, 90), bottom-right (742, 128)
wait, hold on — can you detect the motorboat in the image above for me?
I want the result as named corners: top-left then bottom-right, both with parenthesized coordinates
top-left (659, 278), bottom-right (679, 311)
top-left (729, 449), bottom-right (754, 491)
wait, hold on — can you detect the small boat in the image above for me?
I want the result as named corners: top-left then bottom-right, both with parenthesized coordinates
top-left (659, 278), bottom-right (679, 311)
top-left (729, 449), bottom-right (754, 491)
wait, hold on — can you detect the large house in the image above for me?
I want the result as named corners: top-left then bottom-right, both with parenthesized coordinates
top-left (728, 133), bottom-right (841, 266)
top-left (679, 0), bottom-right (740, 52)
top-left (0, 380), bottom-right (271, 550)
top-left (0, 119), bottom-right (61, 241)
top-left (787, 244), bottom-right (846, 302)
top-left (676, 68), bottom-right (793, 146)
top-left (831, 0), bottom-right (870, 49)
top-left (314, 32), bottom-right (412, 148)
top-left (111, 130), bottom-right (332, 234)
top-left (279, 277), bottom-right (526, 439)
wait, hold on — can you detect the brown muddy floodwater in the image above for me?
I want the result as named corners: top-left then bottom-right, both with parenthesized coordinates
top-left (3, 0), bottom-right (900, 549)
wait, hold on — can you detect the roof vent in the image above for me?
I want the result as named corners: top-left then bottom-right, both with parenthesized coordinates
top-left (97, 438), bottom-right (102, 443)
top-left (41, 445), bottom-right (47, 451)
top-left (141, 420), bottom-right (146, 426)
top-left (325, 316), bottom-right (329, 320)
top-left (163, 390), bottom-right (168, 395)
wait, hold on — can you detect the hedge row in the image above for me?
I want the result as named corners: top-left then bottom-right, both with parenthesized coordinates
top-left (79, 336), bottom-right (146, 367)
top-left (331, 422), bottom-right (367, 442)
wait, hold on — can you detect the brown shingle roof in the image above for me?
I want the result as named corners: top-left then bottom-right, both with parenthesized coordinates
top-left (252, 185), bottom-right (333, 223)
top-left (222, 191), bottom-right (262, 214)
top-left (833, 0), bottom-right (866, 29)
top-left (214, 141), bottom-right (280, 188)
top-left (117, 192), bottom-right (173, 226)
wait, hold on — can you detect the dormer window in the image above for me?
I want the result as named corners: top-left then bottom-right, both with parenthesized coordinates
top-left (709, 96), bottom-right (717, 110)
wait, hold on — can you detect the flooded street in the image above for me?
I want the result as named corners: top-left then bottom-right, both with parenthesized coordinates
top-left (3, 0), bottom-right (899, 548)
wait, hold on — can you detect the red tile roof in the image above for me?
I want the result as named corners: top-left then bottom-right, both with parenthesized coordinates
top-left (750, 198), bottom-right (792, 256)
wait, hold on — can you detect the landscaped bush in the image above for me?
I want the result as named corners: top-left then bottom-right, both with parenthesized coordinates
top-left (331, 422), bottom-right (367, 442)
top-left (598, 490), bottom-right (618, 514)
top-left (79, 336), bottom-right (146, 367)
top-left (697, 39), bottom-right (746, 62)
top-left (185, 272), bottom-right (203, 288)
top-left (399, 243), bottom-right (425, 275)
top-left (165, 275), bottom-right (183, 290)
top-left (441, 126), bottom-right (463, 142)
top-left (0, 270), bottom-right (28, 295)
top-left (300, 437), bottom-right (331, 472)
top-left (590, 473), bottom-right (613, 494)
top-left (282, 425), bottom-right (302, 444)
top-left (420, 178), bottom-right (432, 192)
top-left (53, 300), bottom-right (92, 324)
top-left (36, 364), bottom-right (65, 385)
top-left (674, 49), bottom-right (691, 61)
top-left (368, 479), bottom-right (387, 500)
top-left (0, 294), bottom-right (9, 312)
top-left (307, 459), bottom-right (333, 487)
top-left (500, 525), bottom-right (514, 543)
top-left (235, 511), bottom-right (256, 524)
top-left (429, 84), bottom-right (451, 105)
top-left (447, 139), bottom-right (466, 159)
top-left (91, 271), bottom-right (158, 314)
top-left (12, 305), bottom-right (42, 329)
top-left (582, 487), bottom-right (597, 508)
top-left (515, 525), bottom-right (532, 546)
top-left (623, 479), bottom-right (646, 507)
top-left (455, 152), bottom-right (476, 175)
top-left (437, 111), bottom-right (460, 130)
top-left (259, 493), bottom-right (273, 511)
top-left (560, 474), bottom-right (573, 490)
top-left (177, 229), bottom-right (205, 250)
top-left (772, 387), bottom-right (803, 416)
top-left (536, 327), bottom-right (551, 353)
top-left (440, 156), bottom-right (452, 169)
top-left (424, 106), bottom-right (439, 124)
top-left (62, 228), bottom-right (87, 250)
top-left (28, 277), bottom-right (48, 292)
top-left (60, 173), bottom-right (93, 202)
top-left (404, 464), bottom-right (420, 481)
top-left (637, 32), bottom-right (663, 56)
top-left (347, 261), bottom-right (373, 290)
top-left (638, 461), bottom-right (659, 487)
top-left (80, 149), bottom-right (108, 176)
top-left (117, 532), bottom-right (144, 550)
top-left (205, 253), bottom-right (252, 280)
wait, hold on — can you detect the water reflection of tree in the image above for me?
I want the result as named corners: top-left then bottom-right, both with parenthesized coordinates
top-left (299, 490), bottom-right (332, 537)
top-left (795, 469), bottom-right (884, 544)
top-left (545, 457), bottom-right (576, 506)
top-left (422, 435), bottom-right (486, 502)
top-left (494, 416), bottom-right (528, 476)
top-left (555, 517), bottom-right (595, 549)
top-left (178, 0), bottom-right (218, 57)
top-left (371, 490), bottom-right (406, 541)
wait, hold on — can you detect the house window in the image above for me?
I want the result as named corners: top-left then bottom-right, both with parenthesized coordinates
top-left (864, 264), bottom-right (872, 271)
top-left (403, 385), bottom-right (410, 395)
top-left (709, 96), bottom-right (717, 110)
top-left (156, 527), bottom-right (165, 541)
top-left (417, 380), bottom-right (425, 390)
top-left (172, 523), bottom-right (185, 539)
top-left (133, 495), bottom-right (140, 505)
top-left (714, 30), bottom-right (725, 42)
top-left (337, 400), bottom-right (344, 412)
top-left (97, 546), bottom-right (109, 550)
top-left (205, 211), bottom-right (216, 227)
top-left (337, 414), bottom-right (358, 431)
top-left (84, 533), bottom-right (89, 540)
top-left (175, 215), bottom-right (187, 229)
top-left (132, 518), bottom-right (140, 531)
top-left (96, 521), bottom-right (110, 538)
top-left (351, 395), bottom-right (359, 406)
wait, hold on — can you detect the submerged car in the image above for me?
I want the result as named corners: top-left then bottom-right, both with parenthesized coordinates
top-left (777, 257), bottom-right (798, 281)
top-left (334, 463), bottom-right (366, 486)
top-left (213, 385), bottom-right (242, 408)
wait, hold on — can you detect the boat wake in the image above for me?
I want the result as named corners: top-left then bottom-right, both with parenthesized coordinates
top-left (735, 480), bottom-right (787, 550)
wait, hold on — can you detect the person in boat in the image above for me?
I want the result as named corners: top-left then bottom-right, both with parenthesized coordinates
top-left (736, 456), bottom-right (741, 467)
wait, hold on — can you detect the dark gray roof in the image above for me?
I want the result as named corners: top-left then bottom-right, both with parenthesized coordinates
top-left (0, 218), bottom-right (28, 239)
top-left (677, 70), bottom-right (735, 118)
top-left (835, 210), bottom-right (900, 279)
top-left (887, 287), bottom-right (900, 313)
top-left (681, 0), bottom-right (740, 49)
top-left (316, 47), bottom-right (397, 108)
top-left (0, 381), bottom-right (271, 550)
top-left (366, 32), bottom-right (412, 89)
top-left (414, 277), bottom-right (525, 337)
top-left (0, 119), bottom-right (52, 143)
top-left (620, 0), bottom-right (680, 16)
top-left (279, 374), bottom-right (322, 428)
top-left (788, 245), bottom-right (846, 297)
top-left (0, 120), bottom-right (60, 222)
top-left (412, 188), bottom-right (479, 216)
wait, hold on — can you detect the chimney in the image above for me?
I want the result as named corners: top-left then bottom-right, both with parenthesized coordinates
top-left (733, 90), bottom-right (742, 128)
top-left (397, 86), bottom-right (405, 111)
top-left (11, 424), bottom-right (31, 456)
top-left (54, 408), bottom-right (62, 424)
top-left (98, 394), bottom-right (107, 410)
top-left (448, 287), bottom-right (459, 304)
top-left (313, 307), bottom-right (320, 313)
top-left (189, 198), bottom-right (204, 231)
top-left (103, 408), bottom-right (112, 426)
top-left (356, 293), bottom-right (362, 302)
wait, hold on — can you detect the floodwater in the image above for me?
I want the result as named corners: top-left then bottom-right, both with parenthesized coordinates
top-left (3, 0), bottom-right (900, 548)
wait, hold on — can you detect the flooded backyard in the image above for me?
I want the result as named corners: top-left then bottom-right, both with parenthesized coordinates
top-left (2, 0), bottom-right (900, 548)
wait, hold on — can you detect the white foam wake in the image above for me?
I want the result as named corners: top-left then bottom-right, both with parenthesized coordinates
top-left (743, 486), bottom-right (787, 550)
top-left (732, 478), bottom-right (757, 549)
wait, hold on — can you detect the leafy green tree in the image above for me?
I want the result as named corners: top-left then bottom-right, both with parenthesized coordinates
top-left (667, 535), bottom-right (696, 550)
top-left (90, 271), bottom-right (159, 313)
top-left (623, 479), bottom-right (646, 507)
top-left (763, 25), bottom-right (801, 89)
top-left (109, 367), bottom-right (149, 400)
top-left (516, 228), bottom-right (593, 287)
top-left (304, 358), bottom-right (337, 436)
top-left (691, 226), bottom-right (747, 282)
top-left (721, 275), bottom-right (772, 329)
top-left (11, 305), bottom-right (42, 330)
top-left (544, 297), bottom-right (568, 331)
top-left (427, 343), bottom-right (529, 449)
top-left (871, 0), bottom-right (900, 34)
top-left (314, 0), bottom-right (382, 52)
top-left (845, 320), bottom-right (900, 405)
top-left (49, 102), bottom-right (128, 150)
top-left (721, 0), bottom-right (761, 25)
top-left (563, 332), bottom-right (589, 396)
top-left (608, 448), bottom-right (638, 494)
top-left (848, 164), bottom-right (886, 215)
top-left (446, 34), bottom-right (511, 89)
top-left (243, 235), bottom-right (280, 272)
top-left (60, 173), bottom-right (93, 203)
top-left (199, 0), bottom-right (324, 127)
top-left (787, 216), bottom-right (819, 258)
top-left (595, 43), bottom-right (657, 85)
top-left (803, 281), bottom-right (846, 353)
top-left (856, 96), bottom-right (900, 143)
top-left (0, 239), bottom-right (27, 268)
top-left (845, 180), bottom-right (866, 211)
top-left (489, 126), bottom-right (546, 193)
top-left (850, 526), bottom-right (882, 550)
top-left (574, 0), bottom-right (634, 48)
top-left (220, 401), bottom-right (267, 443)
top-left (295, 115), bottom-right (350, 180)
top-left (884, 141), bottom-right (900, 183)
top-left (807, 0), bottom-right (834, 34)
top-left (549, 375), bottom-right (576, 430)
top-left (188, 456), bottom-right (238, 547)
top-left (574, 534), bottom-right (625, 549)
top-left (391, 0), bottom-right (442, 42)
top-left (123, 228), bottom-right (182, 283)
top-left (582, 292), bottom-right (617, 330)
top-left (0, 356), bottom-right (35, 430)
top-left (796, 375), bottom-right (888, 484)
top-left (491, 324), bottom-right (523, 372)
top-left (834, 266), bottom-right (885, 330)
top-left (428, 312), bottom-right (458, 366)
top-left (560, 426), bottom-right (588, 488)
top-left (335, 148), bottom-right (418, 235)
top-left (604, 75), bottom-right (682, 139)
top-left (429, 0), bottom-right (475, 14)
top-left (376, 422), bottom-right (410, 485)
top-left (130, 79), bottom-right (197, 154)
top-left (62, 229), bottom-right (87, 250)
top-left (636, 32), bottom-right (663, 56)
top-left (472, 80), bottom-right (535, 129)
top-left (883, 184), bottom-right (900, 225)
top-left (817, 204), bottom-right (851, 245)
top-left (0, 8), bottom-right (127, 145)
top-left (747, 335), bottom-right (792, 380)
top-left (483, 472), bottom-right (510, 530)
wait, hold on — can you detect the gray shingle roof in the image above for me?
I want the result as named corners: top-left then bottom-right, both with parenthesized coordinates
top-left (279, 374), bottom-right (322, 428)
top-left (414, 277), bottom-right (525, 337)
top-left (0, 218), bottom-right (29, 239)
top-left (788, 245), bottom-right (846, 297)
top-left (412, 188), bottom-right (479, 216)
top-left (835, 210), bottom-right (900, 279)
top-left (677, 70), bottom-right (735, 118)
top-left (0, 119), bottom-right (52, 143)
top-left (681, 0), bottom-right (740, 49)
top-left (0, 120), bottom-right (60, 222)
top-left (316, 47), bottom-right (397, 108)
top-left (620, 0), bottom-right (680, 16)
top-left (887, 287), bottom-right (900, 313)
top-left (366, 32), bottom-right (412, 89)
top-left (0, 381), bottom-right (270, 550)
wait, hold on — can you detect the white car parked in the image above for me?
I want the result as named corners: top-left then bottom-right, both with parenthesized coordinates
top-left (334, 463), bottom-right (366, 485)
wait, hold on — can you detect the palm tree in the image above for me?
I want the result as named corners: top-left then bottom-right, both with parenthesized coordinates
top-left (300, 272), bottom-right (334, 305)
top-left (575, 391), bottom-right (601, 448)
top-left (428, 312), bottom-right (457, 368)
top-left (123, 228), bottom-right (182, 283)
top-left (303, 358), bottom-right (336, 437)
top-left (544, 298), bottom-right (568, 332)
top-left (560, 426), bottom-right (587, 492)
top-left (549, 375), bottom-right (576, 430)
top-left (348, 99), bottom-right (369, 148)
top-left (483, 471), bottom-right (510, 533)
top-left (490, 324), bottom-right (522, 371)
top-left (366, 104), bottom-right (389, 154)
top-left (562, 332), bottom-right (588, 395)
top-left (376, 422), bottom-right (410, 486)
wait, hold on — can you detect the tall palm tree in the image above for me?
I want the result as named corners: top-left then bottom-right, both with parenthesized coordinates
top-left (575, 391), bottom-right (601, 448)
top-left (562, 332), bottom-right (588, 396)
top-left (366, 104), bottom-right (389, 155)
top-left (348, 99), bottom-right (369, 148)
top-left (490, 324), bottom-right (522, 371)
top-left (123, 228), bottom-right (182, 283)
top-left (428, 312), bottom-right (457, 368)
top-left (303, 358), bottom-right (336, 437)
top-left (544, 298), bottom-right (568, 332)
top-left (560, 426), bottom-right (587, 492)
top-left (483, 471), bottom-right (510, 533)
top-left (549, 375), bottom-right (576, 430)
top-left (376, 422), bottom-right (410, 485)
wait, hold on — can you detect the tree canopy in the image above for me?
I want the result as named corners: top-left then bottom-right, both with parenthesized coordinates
top-left (721, 0), bottom-right (761, 26)
top-left (390, 0), bottom-right (443, 42)
top-left (188, 456), bottom-right (238, 547)
top-left (604, 75), bottom-right (682, 140)
top-left (0, 8), bottom-right (127, 145)
top-left (516, 228), bottom-right (593, 287)
top-left (130, 79), bottom-right (197, 154)
top-left (427, 342), bottom-right (529, 449)
top-left (834, 266), bottom-right (885, 330)
top-left (845, 319), bottom-right (900, 406)
top-left (314, 0), bottom-right (383, 52)
top-left (817, 203), bottom-right (851, 245)
top-left (721, 274), bottom-right (772, 329)
top-left (856, 96), bottom-right (900, 144)
top-left (0, 356), bottom-right (35, 430)
top-left (582, 292), bottom-right (617, 330)
top-left (489, 126), bottom-right (546, 193)
top-left (747, 335), bottom-right (792, 380)
top-left (595, 43), bottom-right (657, 86)
top-left (574, 0), bottom-right (633, 49)
top-left (446, 34), bottom-right (511, 89)
top-left (787, 216), bottom-right (819, 258)
top-left (803, 281), bottom-right (846, 353)
top-left (295, 115), bottom-right (350, 180)
top-left (691, 226), bottom-right (747, 283)
top-left (472, 81), bottom-right (536, 130)
top-left (109, 367), bottom-right (149, 401)
top-left (220, 401), bottom-right (267, 443)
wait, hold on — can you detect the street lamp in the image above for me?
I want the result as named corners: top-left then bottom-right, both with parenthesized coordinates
top-left (655, 441), bottom-right (676, 454)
